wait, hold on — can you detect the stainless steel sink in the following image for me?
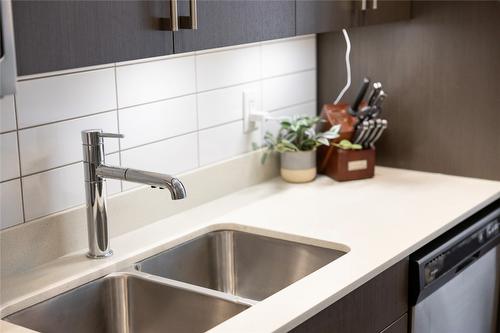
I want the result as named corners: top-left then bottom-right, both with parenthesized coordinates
top-left (136, 230), bottom-right (347, 301)
top-left (4, 272), bottom-right (249, 333)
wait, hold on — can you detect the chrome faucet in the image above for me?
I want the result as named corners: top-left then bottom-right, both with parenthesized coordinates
top-left (82, 129), bottom-right (186, 259)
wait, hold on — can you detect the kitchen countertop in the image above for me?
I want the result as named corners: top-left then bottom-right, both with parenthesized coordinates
top-left (1, 167), bottom-right (499, 332)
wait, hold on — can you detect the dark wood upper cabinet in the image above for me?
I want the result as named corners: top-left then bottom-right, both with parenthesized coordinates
top-left (296, 0), bottom-right (411, 35)
top-left (173, 0), bottom-right (295, 53)
top-left (12, 0), bottom-right (410, 76)
top-left (361, 0), bottom-right (412, 26)
top-left (13, 0), bottom-right (174, 76)
top-left (296, 0), bottom-right (359, 35)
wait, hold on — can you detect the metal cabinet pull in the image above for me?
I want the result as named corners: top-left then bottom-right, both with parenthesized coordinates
top-left (361, 0), bottom-right (367, 11)
top-left (179, 0), bottom-right (198, 30)
top-left (159, 0), bottom-right (178, 31)
top-left (0, 0), bottom-right (17, 97)
top-left (372, 0), bottom-right (378, 10)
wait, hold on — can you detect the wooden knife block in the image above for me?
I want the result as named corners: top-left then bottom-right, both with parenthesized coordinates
top-left (319, 103), bottom-right (357, 143)
top-left (318, 146), bottom-right (375, 182)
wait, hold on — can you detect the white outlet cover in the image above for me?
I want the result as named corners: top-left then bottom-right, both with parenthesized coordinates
top-left (243, 90), bottom-right (259, 133)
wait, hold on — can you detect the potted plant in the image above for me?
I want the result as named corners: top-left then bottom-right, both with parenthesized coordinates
top-left (263, 116), bottom-right (340, 183)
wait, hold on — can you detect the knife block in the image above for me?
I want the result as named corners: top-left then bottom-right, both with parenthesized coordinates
top-left (318, 146), bottom-right (375, 182)
top-left (319, 103), bottom-right (357, 143)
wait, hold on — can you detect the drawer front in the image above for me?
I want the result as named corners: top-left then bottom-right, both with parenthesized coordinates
top-left (290, 258), bottom-right (409, 333)
top-left (381, 313), bottom-right (408, 333)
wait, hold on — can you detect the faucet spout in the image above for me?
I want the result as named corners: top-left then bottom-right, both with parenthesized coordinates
top-left (82, 129), bottom-right (187, 259)
top-left (97, 165), bottom-right (186, 200)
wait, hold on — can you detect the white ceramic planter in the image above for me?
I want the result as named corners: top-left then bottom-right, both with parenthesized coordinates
top-left (280, 150), bottom-right (317, 183)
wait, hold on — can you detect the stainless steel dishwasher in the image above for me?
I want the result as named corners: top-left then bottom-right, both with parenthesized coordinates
top-left (410, 200), bottom-right (500, 333)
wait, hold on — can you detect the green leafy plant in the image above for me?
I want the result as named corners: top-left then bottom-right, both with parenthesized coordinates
top-left (261, 116), bottom-right (340, 163)
top-left (333, 139), bottom-right (363, 150)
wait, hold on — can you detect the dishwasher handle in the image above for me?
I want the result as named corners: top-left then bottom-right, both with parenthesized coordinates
top-left (410, 202), bottom-right (500, 305)
top-left (455, 251), bottom-right (480, 273)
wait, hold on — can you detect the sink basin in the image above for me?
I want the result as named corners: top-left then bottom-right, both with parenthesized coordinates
top-left (136, 230), bottom-right (347, 301)
top-left (4, 272), bottom-right (249, 333)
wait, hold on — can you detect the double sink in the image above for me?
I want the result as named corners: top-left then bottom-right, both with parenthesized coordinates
top-left (5, 230), bottom-right (348, 333)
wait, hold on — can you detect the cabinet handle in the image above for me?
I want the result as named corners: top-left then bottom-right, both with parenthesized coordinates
top-left (159, 0), bottom-right (178, 31)
top-left (372, 0), bottom-right (378, 10)
top-left (0, 0), bottom-right (17, 97)
top-left (179, 0), bottom-right (198, 30)
top-left (361, 0), bottom-right (367, 11)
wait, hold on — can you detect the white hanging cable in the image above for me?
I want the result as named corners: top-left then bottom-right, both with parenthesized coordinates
top-left (333, 29), bottom-right (351, 104)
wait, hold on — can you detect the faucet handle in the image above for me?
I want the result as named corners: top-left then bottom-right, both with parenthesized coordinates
top-left (99, 132), bottom-right (124, 139)
top-left (82, 129), bottom-right (124, 146)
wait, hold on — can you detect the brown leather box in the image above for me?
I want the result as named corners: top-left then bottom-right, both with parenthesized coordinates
top-left (318, 146), bottom-right (375, 182)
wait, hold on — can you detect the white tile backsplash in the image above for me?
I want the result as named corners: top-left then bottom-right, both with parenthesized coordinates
top-left (0, 179), bottom-right (24, 228)
top-left (121, 133), bottom-right (198, 190)
top-left (262, 70), bottom-right (316, 112)
top-left (196, 45), bottom-right (261, 91)
top-left (0, 132), bottom-right (20, 181)
top-left (264, 101), bottom-right (317, 136)
top-left (197, 82), bottom-right (261, 129)
top-left (262, 36), bottom-right (316, 78)
top-left (119, 95), bottom-right (197, 149)
top-left (16, 68), bottom-right (117, 128)
top-left (1, 35), bottom-right (316, 228)
top-left (199, 121), bottom-right (261, 166)
top-left (0, 95), bottom-right (17, 133)
top-left (18, 111), bottom-right (119, 175)
top-left (22, 162), bottom-right (85, 221)
top-left (116, 55), bottom-right (196, 108)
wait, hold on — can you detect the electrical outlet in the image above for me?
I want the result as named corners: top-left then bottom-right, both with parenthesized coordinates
top-left (243, 90), bottom-right (258, 133)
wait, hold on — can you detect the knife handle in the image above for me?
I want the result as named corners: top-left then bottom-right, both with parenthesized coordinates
top-left (367, 82), bottom-right (382, 106)
top-left (350, 77), bottom-right (371, 114)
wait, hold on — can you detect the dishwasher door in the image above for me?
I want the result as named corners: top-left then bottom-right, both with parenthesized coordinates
top-left (412, 245), bottom-right (500, 333)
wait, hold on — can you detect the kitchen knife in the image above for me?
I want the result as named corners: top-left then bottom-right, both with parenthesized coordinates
top-left (372, 90), bottom-right (387, 108)
top-left (369, 119), bottom-right (388, 148)
top-left (369, 91), bottom-right (388, 119)
top-left (361, 119), bottom-right (376, 146)
top-left (348, 77), bottom-right (371, 117)
top-left (363, 119), bottom-right (382, 148)
top-left (367, 82), bottom-right (382, 106)
top-left (353, 120), bottom-right (370, 144)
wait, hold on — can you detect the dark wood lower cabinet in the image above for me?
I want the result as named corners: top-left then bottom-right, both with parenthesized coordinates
top-left (381, 314), bottom-right (408, 333)
top-left (290, 259), bottom-right (409, 333)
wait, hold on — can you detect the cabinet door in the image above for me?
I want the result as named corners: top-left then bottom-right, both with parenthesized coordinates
top-left (173, 0), bottom-right (295, 53)
top-left (380, 314), bottom-right (408, 333)
top-left (361, 0), bottom-right (411, 26)
top-left (13, 1), bottom-right (174, 76)
top-left (290, 259), bottom-right (409, 333)
top-left (296, 0), bottom-right (359, 35)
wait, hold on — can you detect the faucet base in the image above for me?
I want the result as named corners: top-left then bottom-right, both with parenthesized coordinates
top-left (86, 249), bottom-right (113, 259)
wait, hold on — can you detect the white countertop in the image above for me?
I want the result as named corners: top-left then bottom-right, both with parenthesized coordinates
top-left (1, 167), bottom-right (499, 332)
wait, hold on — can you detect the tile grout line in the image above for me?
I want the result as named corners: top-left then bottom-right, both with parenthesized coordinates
top-left (19, 153), bottom-right (119, 179)
top-left (17, 108), bottom-right (117, 132)
top-left (17, 64), bottom-right (115, 82)
top-left (8, 98), bottom-right (317, 181)
top-left (116, 68), bottom-right (316, 112)
top-left (12, 94), bottom-right (27, 225)
top-left (194, 53), bottom-right (201, 168)
top-left (113, 65), bottom-right (124, 192)
top-left (0, 128), bottom-right (17, 135)
top-left (14, 68), bottom-right (316, 132)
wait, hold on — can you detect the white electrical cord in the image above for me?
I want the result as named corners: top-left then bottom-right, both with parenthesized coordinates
top-left (333, 29), bottom-right (351, 104)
